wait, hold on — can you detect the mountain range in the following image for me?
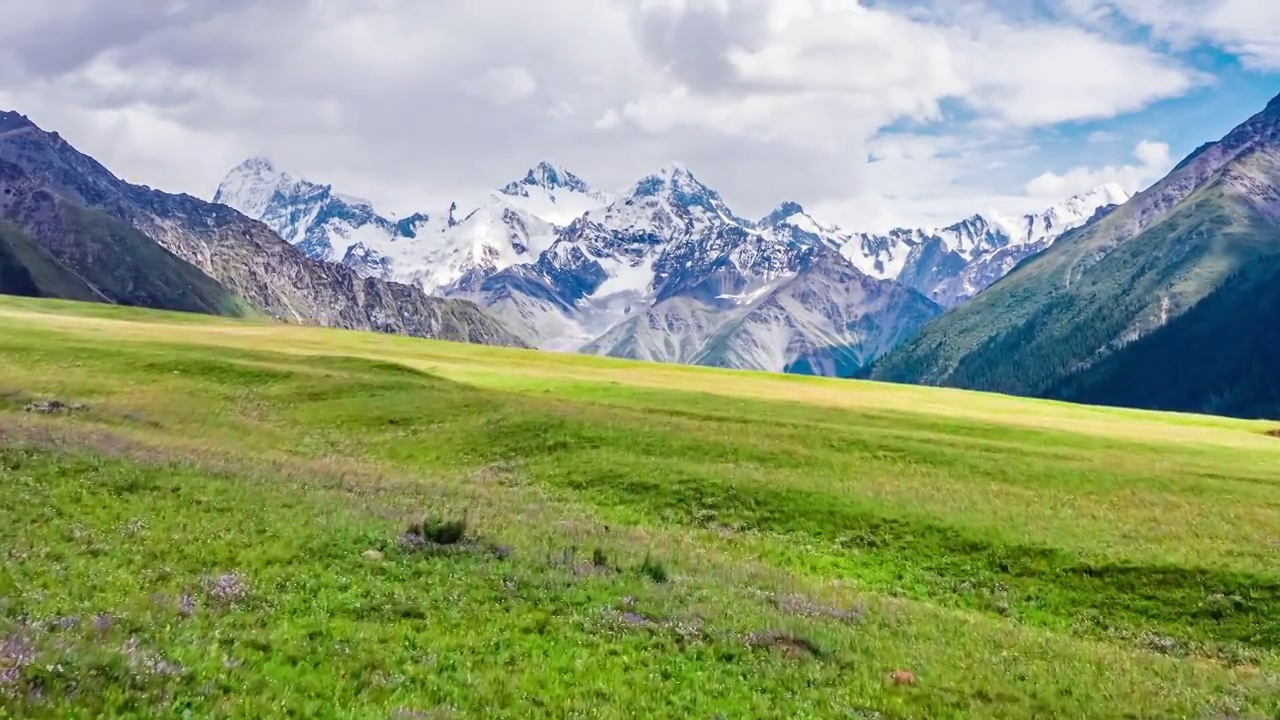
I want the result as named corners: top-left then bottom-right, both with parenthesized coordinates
top-left (6, 90), bottom-right (1278, 419)
top-left (217, 156), bottom-right (1125, 374)
top-left (0, 111), bottom-right (523, 348)
top-left (869, 92), bottom-right (1280, 420)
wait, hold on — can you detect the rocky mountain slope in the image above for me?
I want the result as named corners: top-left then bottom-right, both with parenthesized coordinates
top-left (0, 111), bottom-right (524, 347)
top-left (495, 166), bottom-right (944, 371)
top-left (869, 93), bottom-right (1280, 419)
top-left (221, 157), bottom-right (1121, 375)
top-left (0, 151), bottom-right (254, 316)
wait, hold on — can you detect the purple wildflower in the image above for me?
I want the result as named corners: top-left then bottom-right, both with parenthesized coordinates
top-left (203, 572), bottom-right (249, 606)
top-left (121, 636), bottom-right (184, 678)
top-left (399, 531), bottom-right (427, 552)
top-left (0, 633), bottom-right (37, 696)
top-left (177, 591), bottom-right (196, 618)
top-left (620, 612), bottom-right (652, 626)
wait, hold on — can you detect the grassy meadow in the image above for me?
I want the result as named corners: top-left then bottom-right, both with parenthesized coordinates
top-left (0, 295), bottom-right (1277, 718)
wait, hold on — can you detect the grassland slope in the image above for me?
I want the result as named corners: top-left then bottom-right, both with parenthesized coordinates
top-left (1, 296), bottom-right (1277, 718)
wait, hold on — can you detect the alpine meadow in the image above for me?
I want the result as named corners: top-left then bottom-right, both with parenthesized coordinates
top-left (1, 296), bottom-right (1278, 718)
top-left (5, 2), bottom-right (1280, 717)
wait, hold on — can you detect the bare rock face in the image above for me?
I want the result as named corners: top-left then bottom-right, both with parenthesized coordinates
top-left (0, 114), bottom-right (525, 348)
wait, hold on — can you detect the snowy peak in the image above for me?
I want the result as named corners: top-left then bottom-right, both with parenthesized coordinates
top-left (235, 156), bottom-right (276, 174)
top-left (1044, 183), bottom-right (1131, 221)
top-left (1012, 183), bottom-right (1132, 246)
top-left (214, 156), bottom-right (295, 223)
top-left (628, 162), bottom-right (741, 223)
top-left (839, 182), bottom-right (1133, 304)
top-left (501, 160), bottom-right (594, 197)
top-left (760, 201), bottom-right (807, 228)
top-left (936, 214), bottom-right (1011, 257)
top-left (634, 163), bottom-right (705, 197)
top-left (495, 161), bottom-right (611, 225)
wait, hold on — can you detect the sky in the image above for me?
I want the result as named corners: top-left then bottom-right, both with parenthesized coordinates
top-left (0, 0), bottom-right (1277, 231)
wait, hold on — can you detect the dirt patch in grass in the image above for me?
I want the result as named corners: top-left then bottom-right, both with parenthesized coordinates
top-left (23, 399), bottom-right (90, 415)
top-left (772, 593), bottom-right (867, 623)
top-left (0, 416), bottom-right (163, 463)
top-left (746, 631), bottom-right (822, 660)
top-left (0, 416), bottom-right (422, 497)
top-left (1266, 428), bottom-right (1280, 439)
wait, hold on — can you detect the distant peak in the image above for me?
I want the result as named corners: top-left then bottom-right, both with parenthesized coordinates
top-left (232, 156), bottom-right (278, 174)
top-left (1050, 183), bottom-right (1132, 214)
top-left (501, 160), bottom-right (592, 196)
top-left (760, 200), bottom-right (807, 228)
top-left (658, 161), bottom-right (690, 176)
top-left (0, 110), bottom-right (37, 133)
top-left (214, 157), bottom-right (292, 212)
top-left (533, 159), bottom-right (565, 174)
top-left (1071, 182), bottom-right (1129, 202)
top-left (773, 200), bottom-right (805, 216)
top-left (635, 161), bottom-right (705, 193)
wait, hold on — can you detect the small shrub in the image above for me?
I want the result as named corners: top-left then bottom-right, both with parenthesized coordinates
top-left (591, 547), bottom-right (609, 568)
top-left (405, 515), bottom-right (468, 547)
top-left (639, 554), bottom-right (668, 584)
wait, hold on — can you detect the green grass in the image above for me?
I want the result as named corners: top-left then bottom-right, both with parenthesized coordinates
top-left (1, 295), bottom-right (1278, 718)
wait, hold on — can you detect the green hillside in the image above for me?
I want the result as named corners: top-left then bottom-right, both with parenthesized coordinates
top-left (25, 203), bottom-right (259, 318)
top-left (0, 220), bottom-right (104, 302)
top-left (869, 97), bottom-right (1280, 420)
top-left (1050, 245), bottom-right (1280, 418)
top-left (1, 296), bottom-right (1277, 718)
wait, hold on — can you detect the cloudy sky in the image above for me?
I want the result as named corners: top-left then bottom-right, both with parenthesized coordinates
top-left (1, 0), bottom-right (1277, 230)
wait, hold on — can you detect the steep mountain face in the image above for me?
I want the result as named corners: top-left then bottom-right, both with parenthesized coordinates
top-left (478, 165), bottom-right (943, 372)
top-left (0, 145), bottom-right (250, 316)
top-left (0, 111), bottom-right (524, 346)
top-left (843, 184), bottom-right (1131, 308)
top-left (584, 250), bottom-right (941, 375)
top-left (869, 93), bottom-right (1280, 419)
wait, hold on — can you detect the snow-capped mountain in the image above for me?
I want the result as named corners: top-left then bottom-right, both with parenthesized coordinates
top-left (215, 159), bottom-right (609, 294)
top-left (842, 184), bottom-right (1132, 307)
top-left (461, 165), bottom-right (942, 370)
top-left (214, 156), bottom-right (1130, 375)
top-left (499, 160), bottom-right (614, 224)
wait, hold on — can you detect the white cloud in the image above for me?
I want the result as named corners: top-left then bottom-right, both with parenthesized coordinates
top-left (1025, 140), bottom-right (1172, 199)
top-left (604, 0), bottom-right (1199, 143)
top-left (0, 0), bottom-right (1238, 229)
top-left (1068, 0), bottom-right (1280, 70)
top-left (471, 66), bottom-right (538, 105)
top-left (948, 21), bottom-right (1206, 126)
